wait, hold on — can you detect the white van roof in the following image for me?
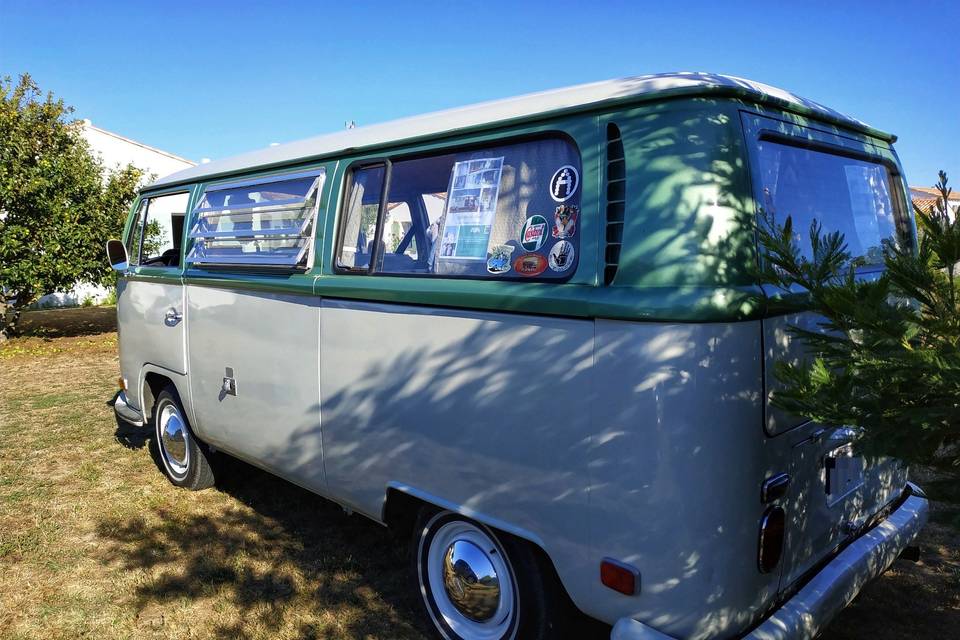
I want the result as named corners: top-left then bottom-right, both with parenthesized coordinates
top-left (149, 72), bottom-right (884, 189)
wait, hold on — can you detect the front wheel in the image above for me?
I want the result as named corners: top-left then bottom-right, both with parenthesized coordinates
top-left (153, 384), bottom-right (215, 490)
top-left (413, 509), bottom-right (568, 640)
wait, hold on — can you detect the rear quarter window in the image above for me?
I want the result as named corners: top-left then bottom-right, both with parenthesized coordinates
top-left (755, 140), bottom-right (901, 266)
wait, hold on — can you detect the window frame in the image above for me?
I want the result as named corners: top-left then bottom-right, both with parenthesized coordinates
top-left (127, 188), bottom-right (193, 271)
top-left (185, 168), bottom-right (326, 271)
top-left (334, 160), bottom-right (391, 274)
top-left (125, 197), bottom-right (148, 266)
top-left (332, 132), bottom-right (582, 282)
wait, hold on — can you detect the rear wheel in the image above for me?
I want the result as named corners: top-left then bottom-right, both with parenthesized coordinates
top-left (153, 384), bottom-right (215, 490)
top-left (413, 509), bottom-right (567, 640)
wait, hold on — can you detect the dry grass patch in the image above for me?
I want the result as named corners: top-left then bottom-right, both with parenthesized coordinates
top-left (0, 309), bottom-right (956, 639)
top-left (1, 329), bottom-right (427, 639)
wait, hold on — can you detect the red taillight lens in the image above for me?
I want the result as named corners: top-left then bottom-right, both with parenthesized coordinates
top-left (600, 558), bottom-right (640, 595)
top-left (758, 506), bottom-right (785, 573)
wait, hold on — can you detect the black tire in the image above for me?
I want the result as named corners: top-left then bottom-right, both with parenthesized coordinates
top-left (412, 507), bottom-right (569, 640)
top-left (152, 384), bottom-right (215, 490)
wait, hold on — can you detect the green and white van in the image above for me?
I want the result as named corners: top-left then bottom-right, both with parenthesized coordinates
top-left (106, 72), bottom-right (928, 640)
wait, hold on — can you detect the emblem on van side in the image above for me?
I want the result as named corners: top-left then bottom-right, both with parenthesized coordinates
top-left (487, 244), bottom-right (515, 274)
top-left (513, 253), bottom-right (547, 277)
top-left (520, 215), bottom-right (548, 251)
top-left (548, 240), bottom-right (575, 272)
top-left (550, 165), bottom-right (579, 202)
top-left (552, 205), bottom-right (578, 239)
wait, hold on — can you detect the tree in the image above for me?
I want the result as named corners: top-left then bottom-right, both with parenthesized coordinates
top-left (757, 171), bottom-right (960, 466)
top-left (0, 73), bottom-right (143, 339)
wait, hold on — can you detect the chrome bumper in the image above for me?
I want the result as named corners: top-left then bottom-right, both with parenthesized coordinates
top-left (113, 390), bottom-right (144, 426)
top-left (611, 485), bottom-right (929, 640)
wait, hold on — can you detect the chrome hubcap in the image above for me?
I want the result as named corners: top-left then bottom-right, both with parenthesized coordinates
top-left (442, 540), bottom-right (501, 622)
top-left (423, 516), bottom-right (515, 639)
top-left (158, 402), bottom-right (189, 476)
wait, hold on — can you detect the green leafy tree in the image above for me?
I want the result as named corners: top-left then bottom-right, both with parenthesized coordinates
top-left (0, 73), bottom-right (143, 339)
top-left (757, 171), bottom-right (960, 466)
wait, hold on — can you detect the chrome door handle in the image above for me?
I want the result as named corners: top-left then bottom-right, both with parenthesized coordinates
top-left (164, 308), bottom-right (183, 326)
top-left (793, 427), bottom-right (828, 448)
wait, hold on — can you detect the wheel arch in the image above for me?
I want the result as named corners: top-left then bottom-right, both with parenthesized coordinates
top-left (384, 482), bottom-right (586, 629)
top-left (383, 482), bottom-right (548, 551)
top-left (139, 365), bottom-right (195, 428)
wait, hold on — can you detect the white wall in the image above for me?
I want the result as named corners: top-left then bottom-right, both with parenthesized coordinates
top-left (80, 120), bottom-right (194, 181)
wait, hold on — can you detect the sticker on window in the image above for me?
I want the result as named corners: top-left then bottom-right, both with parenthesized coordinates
top-left (520, 215), bottom-right (548, 251)
top-left (552, 205), bottom-right (578, 239)
top-left (548, 240), bottom-right (575, 272)
top-left (550, 165), bottom-right (579, 202)
top-left (486, 244), bottom-right (515, 274)
top-left (513, 253), bottom-right (548, 277)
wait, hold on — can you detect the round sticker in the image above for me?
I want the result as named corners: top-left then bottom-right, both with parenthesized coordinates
top-left (513, 253), bottom-right (548, 277)
top-left (486, 244), bottom-right (515, 274)
top-left (548, 240), bottom-right (575, 272)
top-left (550, 165), bottom-right (580, 202)
top-left (519, 215), bottom-right (548, 252)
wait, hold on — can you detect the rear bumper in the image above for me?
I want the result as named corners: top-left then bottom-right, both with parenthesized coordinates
top-left (611, 484), bottom-right (929, 640)
top-left (113, 390), bottom-right (144, 426)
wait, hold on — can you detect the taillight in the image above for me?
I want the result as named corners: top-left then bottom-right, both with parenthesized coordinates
top-left (758, 506), bottom-right (785, 573)
top-left (600, 558), bottom-right (640, 595)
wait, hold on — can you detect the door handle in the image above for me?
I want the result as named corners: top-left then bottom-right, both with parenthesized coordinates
top-left (164, 308), bottom-right (183, 326)
top-left (793, 427), bottom-right (828, 448)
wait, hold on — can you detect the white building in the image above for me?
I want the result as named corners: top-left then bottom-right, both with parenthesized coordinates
top-left (35, 122), bottom-right (195, 308)
top-left (80, 120), bottom-right (195, 181)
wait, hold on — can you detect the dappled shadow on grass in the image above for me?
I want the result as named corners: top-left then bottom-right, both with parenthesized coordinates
top-left (94, 453), bottom-right (430, 640)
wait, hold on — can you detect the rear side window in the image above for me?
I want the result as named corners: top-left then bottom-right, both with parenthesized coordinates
top-left (336, 137), bottom-right (581, 280)
top-left (755, 141), bottom-right (901, 265)
top-left (186, 169), bottom-right (325, 268)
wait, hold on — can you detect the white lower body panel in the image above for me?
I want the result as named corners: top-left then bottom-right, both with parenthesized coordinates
top-left (612, 488), bottom-right (929, 640)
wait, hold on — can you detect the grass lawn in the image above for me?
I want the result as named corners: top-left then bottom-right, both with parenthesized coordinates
top-left (0, 307), bottom-right (957, 639)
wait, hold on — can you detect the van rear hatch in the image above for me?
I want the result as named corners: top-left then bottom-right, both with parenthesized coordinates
top-left (742, 111), bottom-right (911, 593)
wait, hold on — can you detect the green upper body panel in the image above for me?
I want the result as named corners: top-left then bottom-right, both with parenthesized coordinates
top-left (125, 77), bottom-right (911, 323)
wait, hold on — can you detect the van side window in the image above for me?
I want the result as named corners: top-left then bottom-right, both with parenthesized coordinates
top-left (186, 169), bottom-right (325, 269)
top-left (131, 192), bottom-right (190, 268)
top-left (336, 137), bottom-right (581, 280)
top-left (755, 142), bottom-right (900, 266)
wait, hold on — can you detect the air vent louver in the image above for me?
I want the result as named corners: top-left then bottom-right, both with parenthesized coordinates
top-left (604, 123), bottom-right (626, 285)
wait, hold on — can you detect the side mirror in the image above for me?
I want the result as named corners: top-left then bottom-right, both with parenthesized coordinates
top-left (106, 239), bottom-right (129, 271)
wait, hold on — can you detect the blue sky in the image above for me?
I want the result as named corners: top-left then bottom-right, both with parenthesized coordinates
top-left (1, 0), bottom-right (957, 186)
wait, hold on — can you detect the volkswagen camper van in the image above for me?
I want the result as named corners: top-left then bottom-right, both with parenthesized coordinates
top-left (106, 73), bottom-right (928, 640)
